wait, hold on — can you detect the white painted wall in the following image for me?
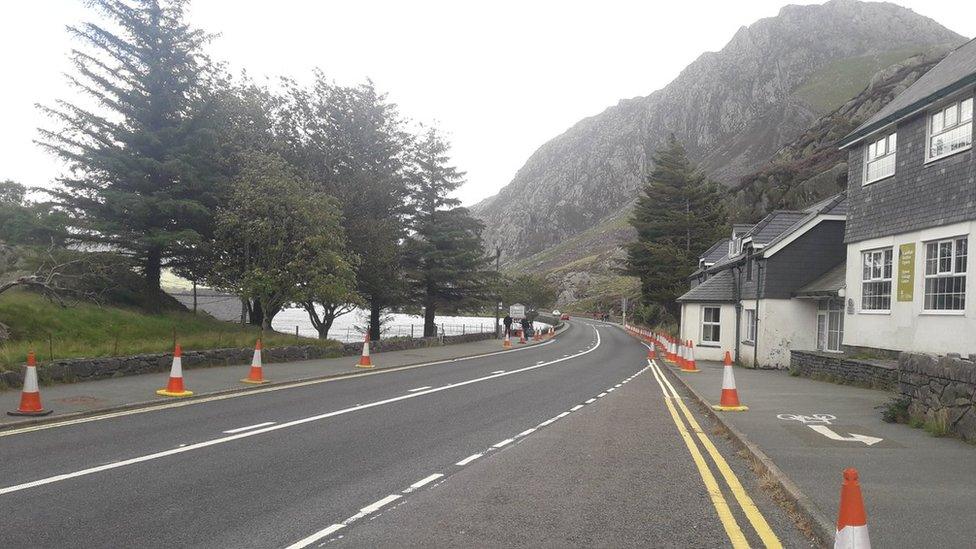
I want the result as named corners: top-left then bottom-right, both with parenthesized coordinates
top-left (679, 302), bottom-right (736, 362)
top-left (845, 219), bottom-right (976, 356)
top-left (740, 299), bottom-right (818, 369)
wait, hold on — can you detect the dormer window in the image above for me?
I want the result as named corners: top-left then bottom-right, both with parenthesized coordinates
top-left (728, 237), bottom-right (743, 257)
top-left (927, 96), bottom-right (973, 161)
top-left (864, 131), bottom-right (896, 184)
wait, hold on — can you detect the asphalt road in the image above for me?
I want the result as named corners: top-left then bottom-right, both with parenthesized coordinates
top-left (0, 319), bottom-right (804, 548)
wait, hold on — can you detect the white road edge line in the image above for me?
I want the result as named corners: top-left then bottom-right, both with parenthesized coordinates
top-left (408, 473), bottom-right (443, 490)
top-left (407, 386), bottom-right (431, 392)
top-left (222, 421), bottom-right (275, 434)
top-left (0, 336), bottom-right (561, 439)
top-left (517, 428), bottom-right (536, 437)
top-left (456, 453), bottom-right (482, 466)
top-left (491, 370), bottom-right (505, 374)
top-left (0, 326), bottom-right (602, 497)
top-left (585, 398), bottom-right (596, 404)
top-left (493, 438), bottom-right (514, 448)
top-left (597, 392), bottom-right (607, 398)
top-left (570, 404), bottom-right (584, 411)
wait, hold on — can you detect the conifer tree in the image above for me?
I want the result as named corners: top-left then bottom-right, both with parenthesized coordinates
top-left (403, 129), bottom-right (488, 337)
top-left (624, 135), bottom-right (727, 318)
top-left (37, 0), bottom-right (216, 309)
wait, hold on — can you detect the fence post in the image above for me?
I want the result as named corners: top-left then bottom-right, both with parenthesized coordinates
top-left (411, 324), bottom-right (414, 338)
top-left (295, 325), bottom-right (299, 340)
top-left (462, 324), bottom-right (465, 335)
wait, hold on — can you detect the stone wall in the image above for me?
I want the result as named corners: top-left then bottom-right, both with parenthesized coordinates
top-left (898, 352), bottom-right (976, 442)
top-left (788, 350), bottom-right (899, 391)
top-left (1, 331), bottom-right (495, 389)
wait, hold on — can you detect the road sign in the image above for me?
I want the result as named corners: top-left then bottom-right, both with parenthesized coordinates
top-left (509, 303), bottom-right (525, 319)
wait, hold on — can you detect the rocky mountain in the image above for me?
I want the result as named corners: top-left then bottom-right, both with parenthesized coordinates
top-left (473, 0), bottom-right (964, 274)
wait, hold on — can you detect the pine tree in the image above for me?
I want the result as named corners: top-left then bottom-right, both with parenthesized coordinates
top-left (37, 0), bottom-right (216, 310)
top-left (624, 135), bottom-right (727, 318)
top-left (403, 129), bottom-right (487, 337)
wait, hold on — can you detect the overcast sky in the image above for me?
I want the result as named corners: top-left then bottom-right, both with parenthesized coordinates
top-left (1, 1), bottom-right (973, 206)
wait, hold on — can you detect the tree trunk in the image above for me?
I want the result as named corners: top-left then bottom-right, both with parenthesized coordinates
top-left (145, 246), bottom-right (162, 311)
top-left (249, 298), bottom-right (264, 327)
top-left (423, 303), bottom-right (437, 338)
top-left (192, 280), bottom-right (197, 313)
top-left (369, 304), bottom-right (381, 341)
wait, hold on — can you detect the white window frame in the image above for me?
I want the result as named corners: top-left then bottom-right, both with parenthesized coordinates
top-left (923, 236), bottom-right (967, 313)
top-left (743, 308), bottom-right (756, 343)
top-left (863, 131), bottom-right (897, 185)
top-left (860, 248), bottom-right (893, 313)
top-left (925, 95), bottom-right (973, 163)
top-left (701, 306), bottom-right (721, 343)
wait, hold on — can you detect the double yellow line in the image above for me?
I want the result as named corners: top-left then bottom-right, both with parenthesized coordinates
top-left (648, 358), bottom-right (782, 549)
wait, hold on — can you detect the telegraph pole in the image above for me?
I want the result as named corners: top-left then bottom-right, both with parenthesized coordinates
top-left (494, 244), bottom-right (502, 339)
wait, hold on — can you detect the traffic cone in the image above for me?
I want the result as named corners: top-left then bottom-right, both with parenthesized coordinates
top-left (675, 340), bottom-right (685, 367)
top-left (157, 344), bottom-right (193, 397)
top-left (646, 346), bottom-right (656, 360)
top-left (7, 351), bottom-right (52, 417)
top-left (241, 339), bottom-right (268, 384)
top-left (518, 330), bottom-right (526, 344)
top-left (712, 351), bottom-right (747, 411)
top-left (503, 331), bottom-right (512, 348)
top-left (835, 468), bottom-right (870, 549)
top-left (681, 340), bottom-right (700, 373)
top-left (357, 333), bottom-right (373, 368)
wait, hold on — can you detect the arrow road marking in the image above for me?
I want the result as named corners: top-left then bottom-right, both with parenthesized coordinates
top-left (808, 425), bottom-right (883, 446)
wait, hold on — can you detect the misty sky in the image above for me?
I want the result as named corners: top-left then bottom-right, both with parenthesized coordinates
top-left (2, 1), bottom-right (974, 206)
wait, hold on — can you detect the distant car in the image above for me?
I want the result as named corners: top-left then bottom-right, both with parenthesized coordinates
top-left (560, 313), bottom-right (570, 320)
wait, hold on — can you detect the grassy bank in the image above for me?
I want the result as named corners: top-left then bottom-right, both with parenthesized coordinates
top-left (0, 289), bottom-right (340, 371)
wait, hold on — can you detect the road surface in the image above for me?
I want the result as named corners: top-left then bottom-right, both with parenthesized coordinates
top-left (0, 319), bottom-right (805, 548)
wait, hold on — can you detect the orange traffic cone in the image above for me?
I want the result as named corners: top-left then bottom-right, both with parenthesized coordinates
top-left (357, 333), bottom-right (373, 368)
top-left (646, 346), bottom-right (656, 360)
top-left (712, 351), bottom-right (747, 411)
top-left (835, 468), bottom-right (870, 548)
top-left (157, 344), bottom-right (193, 397)
top-left (8, 351), bottom-right (52, 417)
top-left (503, 331), bottom-right (512, 348)
top-left (518, 330), bottom-right (526, 344)
top-left (681, 340), bottom-right (700, 372)
top-left (675, 340), bottom-right (685, 367)
top-left (242, 339), bottom-right (268, 384)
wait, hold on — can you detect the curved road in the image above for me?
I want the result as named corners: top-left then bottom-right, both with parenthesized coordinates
top-left (0, 319), bottom-right (805, 548)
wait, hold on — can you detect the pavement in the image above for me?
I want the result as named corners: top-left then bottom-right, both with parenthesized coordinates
top-left (0, 334), bottom-right (548, 428)
top-left (0, 320), bottom-right (810, 548)
top-left (668, 355), bottom-right (976, 549)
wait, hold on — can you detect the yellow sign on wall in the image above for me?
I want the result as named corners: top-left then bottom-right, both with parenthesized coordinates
top-left (897, 243), bottom-right (915, 302)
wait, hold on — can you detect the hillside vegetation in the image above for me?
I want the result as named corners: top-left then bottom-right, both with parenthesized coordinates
top-left (0, 289), bottom-right (340, 373)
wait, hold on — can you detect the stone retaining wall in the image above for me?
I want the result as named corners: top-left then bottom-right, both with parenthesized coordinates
top-left (898, 352), bottom-right (976, 442)
top-left (1, 331), bottom-right (495, 389)
top-left (788, 350), bottom-right (899, 391)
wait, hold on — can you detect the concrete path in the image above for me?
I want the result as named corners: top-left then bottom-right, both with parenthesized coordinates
top-left (0, 335), bottom-right (547, 429)
top-left (669, 357), bottom-right (976, 549)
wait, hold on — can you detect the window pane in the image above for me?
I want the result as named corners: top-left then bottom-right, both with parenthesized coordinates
top-left (932, 112), bottom-right (944, 133)
top-left (939, 241), bottom-right (953, 273)
top-left (872, 252), bottom-right (882, 279)
top-left (876, 137), bottom-right (886, 155)
top-left (883, 249), bottom-right (893, 279)
top-left (926, 242), bottom-right (938, 275)
top-left (963, 98), bottom-right (974, 123)
top-left (863, 253), bottom-right (872, 280)
top-left (945, 104), bottom-right (958, 126)
top-left (931, 122), bottom-right (973, 158)
top-left (956, 238), bottom-right (968, 273)
top-left (888, 132), bottom-right (897, 151)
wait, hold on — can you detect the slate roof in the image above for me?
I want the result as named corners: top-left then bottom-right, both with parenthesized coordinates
top-left (701, 239), bottom-right (730, 265)
top-left (676, 269), bottom-right (735, 303)
top-left (794, 261), bottom-right (846, 298)
top-left (760, 193), bottom-right (848, 253)
top-left (744, 211), bottom-right (808, 246)
top-left (841, 38), bottom-right (976, 148)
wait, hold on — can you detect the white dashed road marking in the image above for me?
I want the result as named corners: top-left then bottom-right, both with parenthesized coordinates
top-left (222, 422), bottom-right (275, 434)
top-left (456, 453), bottom-right (482, 466)
top-left (407, 386), bottom-right (431, 392)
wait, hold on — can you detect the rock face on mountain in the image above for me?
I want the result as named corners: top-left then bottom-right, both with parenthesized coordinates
top-left (472, 0), bottom-right (964, 267)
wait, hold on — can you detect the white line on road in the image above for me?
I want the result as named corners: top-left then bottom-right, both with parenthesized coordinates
top-left (556, 411), bottom-right (571, 418)
top-left (284, 523), bottom-right (345, 549)
top-left (407, 386), bottom-right (431, 392)
top-left (1, 336), bottom-right (561, 439)
top-left (537, 418), bottom-right (556, 427)
top-left (585, 398), bottom-right (596, 404)
top-left (491, 370), bottom-right (505, 374)
top-left (0, 326), bottom-right (602, 497)
top-left (517, 428), bottom-right (536, 437)
top-left (222, 422), bottom-right (275, 434)
top-left (570, 404), bottom-right (584, 411)
top-left (597, 392), bottom-right (607, 398)
top-left (493, 438), bottom-right (514, 448)
top-left (408, 473), bottom-right (444, 489)
top-left (455, 453), bottom-right (483, 466)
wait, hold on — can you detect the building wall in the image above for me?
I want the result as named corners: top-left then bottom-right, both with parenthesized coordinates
top-left (846, 90), bottom-right (976, 244)
top-left (740, 299), bottom-right (818, 369)
top-left (679, 302), bottom-right (736, 362)
top-left (762, 221), bottom-right (847, 298)
top-left (844, 219), bottom-right (976, 355)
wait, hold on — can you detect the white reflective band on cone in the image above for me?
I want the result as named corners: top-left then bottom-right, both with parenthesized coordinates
top-left (835, 525), bottom-right (870, 549)
top-left (169, 356), bottom-right (183, 377)
top-left (23, 366), bottom-right (39, 393)
top-left (722, 364), bottom-right (736, 389)
top-left (252, 348), bottom-right (262, 367)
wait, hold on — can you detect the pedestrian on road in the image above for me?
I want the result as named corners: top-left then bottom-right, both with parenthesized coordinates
top-left (520, 317), bottom-right (531, 338)
top-left (503, 314), bottom-right (513, 337)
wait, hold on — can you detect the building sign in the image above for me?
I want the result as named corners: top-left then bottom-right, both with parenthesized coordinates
top-left (897, 243), bottom-right (915, 302)
top-left (509, 303), bottom-right (525, 319)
